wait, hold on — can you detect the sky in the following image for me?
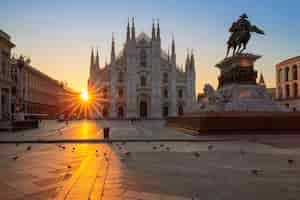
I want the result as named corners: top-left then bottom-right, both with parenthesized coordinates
top-left (1, 0), bottom-right (300, 93)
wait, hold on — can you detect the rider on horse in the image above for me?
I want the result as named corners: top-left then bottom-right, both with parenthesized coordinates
top-left (226, 14), bottom-right (264, 57)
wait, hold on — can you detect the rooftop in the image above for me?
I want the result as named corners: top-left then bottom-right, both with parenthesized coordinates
top-left (276, 55), bottom-right (300, 66)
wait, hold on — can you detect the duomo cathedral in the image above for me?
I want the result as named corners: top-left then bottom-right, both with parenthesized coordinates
top-left (88, 18), bottom-right (196, 119)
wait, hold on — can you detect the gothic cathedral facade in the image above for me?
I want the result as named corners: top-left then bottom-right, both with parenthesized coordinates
top-left (88, 19), bottom-right (196, 119)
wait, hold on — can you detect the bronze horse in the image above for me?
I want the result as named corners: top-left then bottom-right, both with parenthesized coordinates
top-left (226, 22), bottom-right (265, 57)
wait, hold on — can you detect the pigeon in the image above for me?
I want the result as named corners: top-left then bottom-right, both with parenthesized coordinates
top-left (96, 150), bottom-right (98, 153)
top-left (27, 146), bottom-right (31, 151)
top-left (288, 159), bottom-right (295, 165)
top-left (67, 165), bottom-right (72, 169)
top-left (192, 194), bottom-right (200, 200)
top-left (166, 147), bottom-right (171, 151)
top-left (208, 144), bottom-right (213, 151)
top-left (12, 156), bottom-right (18, 160)
top-left (240, 148), bottom-right (245, 156)
top-left (72, 147), bottom-right (75, 151)
top-left (152, 146), bottom-right (157, 150)
top-left (160, 144), bottom-right (164, 148)
top-left (125, 151), bottom-right (131, 156)
top-left (15, 143), bottom-right (19, 147)
top-left (193, 152), bottom-right (200, 158)
top-left (251, 169), bottom-right (262, 176)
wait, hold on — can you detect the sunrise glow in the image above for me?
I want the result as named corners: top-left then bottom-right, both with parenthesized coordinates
top-left (80, 90), bottom-right (89, 102)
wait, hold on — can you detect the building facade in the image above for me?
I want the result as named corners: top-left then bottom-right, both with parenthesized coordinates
top-left (88, 19), bottom-right (196, 119)
top-left (276, 56), bottom-right (300, 111)
top-left (0, 30), bottom-right (15, 120)
top-left (11, 56), bottom-right (64, 119)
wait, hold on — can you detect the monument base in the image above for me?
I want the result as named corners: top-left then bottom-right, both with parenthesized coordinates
top-left (199, 53), bottom-right (288, 112)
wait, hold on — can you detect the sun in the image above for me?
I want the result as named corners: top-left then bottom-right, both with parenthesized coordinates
top-left (80, 90), bottom-right (89, 102)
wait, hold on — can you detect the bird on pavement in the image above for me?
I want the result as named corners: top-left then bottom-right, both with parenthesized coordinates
top-left (240, 148), bottom-right (245, 156)
top-left (251, 169), bottom-right (262, 176)
top-left (12, 156), bottom-right (18, 160)
top-left (208, 144), bottom-right (214, 151)
top-left (288, 159), bottom-right (295, 165)
top-left (125, 151), bottom-right (131, 156)
top-left (192, 194), bottom-right (200, 200)
top-left (27, 146), bottom-right (31, 151)
top-left (193, 152), bottom-right (200, 158)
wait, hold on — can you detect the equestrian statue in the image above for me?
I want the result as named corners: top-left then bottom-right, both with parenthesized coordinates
top-left (226, 14), bottom-right (265, 57)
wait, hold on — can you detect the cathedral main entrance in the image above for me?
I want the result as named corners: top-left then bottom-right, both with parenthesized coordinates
top-left (140, 101), bottom-right (147, 118)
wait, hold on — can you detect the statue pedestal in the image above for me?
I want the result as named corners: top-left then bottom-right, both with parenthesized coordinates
top-left (200, 53), bottom-right (288, 112)
top-left (216, 53), bottom-right (260, 88)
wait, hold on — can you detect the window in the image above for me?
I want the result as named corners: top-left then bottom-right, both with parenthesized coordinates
top-left (178, 89), bottom-right (183, 98)
top-left (285, 67), bottom-right (290, 81)
top-left (118, 88), bottom-right (123, 98)
top-left (163, 89), bottom-right (168, 98)
top-left (163, 106), bottom-right (169, 117)
top-left (293, 83), bottom-right (298, 98)
top-left (140, 49), bottom-right (147, 67)
top-left (278, 86), bottom-right (282, 99)
top-left (278, 69), bottom-right (282, 82)
top-left (1, 60), bottom-right (6, 75)
top-left (140, 76), bottom-right (146, 86)
top-left (178, 105), bottom-right (184, 116)
top-left (293, 65), bottom-right (298, 80)
top-left (285, 84), bottom-right (290, 98)
top-left (118, 71), bottom-right (124, 82)
top-left (163, 72), bottom-right (168, 83)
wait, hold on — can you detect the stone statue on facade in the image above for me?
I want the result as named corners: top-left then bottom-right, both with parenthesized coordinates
top-left (226, 13), bottom-right (265, 57)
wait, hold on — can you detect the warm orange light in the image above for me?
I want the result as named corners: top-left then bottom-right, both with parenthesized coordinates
top-left (80, 90), bottom-right (89, 102)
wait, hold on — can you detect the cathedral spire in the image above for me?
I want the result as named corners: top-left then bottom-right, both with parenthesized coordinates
top-left (167, 47), bottom-right (170, 63)
top-left (152, 19), bottom-right (156, 40)
top-left (171, 35), bottom-right (176, 64)
top-left (95, 48), bottom-right (100, 70)
top-left (111, 33), bottom-right (116, 63)
top-left (90, 47), bottom-right (94, 77)
top-left (185, 49), bottom-right (190, 72)
top-left (131, 17), bottom-right (136, 41)
top-left (190, 49), bottom-right (195, 71)
top-left (126, 17), bottom-right (130, 42)
top-left (156, 19), bottom-right (160, 41)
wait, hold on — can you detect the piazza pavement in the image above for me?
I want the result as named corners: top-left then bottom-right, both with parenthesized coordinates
top-left (0, 120), bottom-right (299, 199)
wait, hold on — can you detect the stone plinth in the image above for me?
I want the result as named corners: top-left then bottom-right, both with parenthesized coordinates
top-left (167, 112), bottom-right (300, 133)
top-left (216, 54), bottom-right (260, 88)
top-left (199, 53), bottom-right (288, 112)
